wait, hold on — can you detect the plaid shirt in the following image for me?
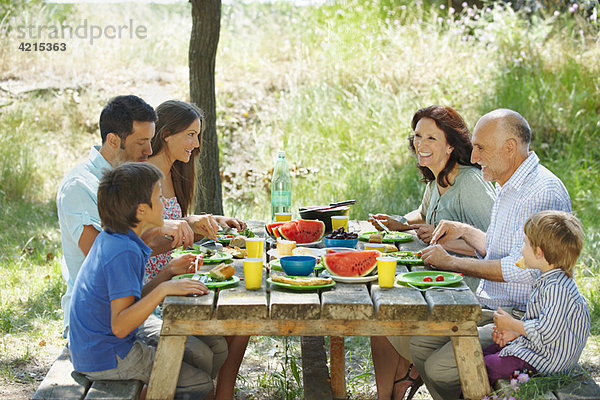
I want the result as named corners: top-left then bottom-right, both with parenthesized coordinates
top-left (500, 269), bottom-right (590, 374)
top-left (476, 152), bottom-right (571, 310)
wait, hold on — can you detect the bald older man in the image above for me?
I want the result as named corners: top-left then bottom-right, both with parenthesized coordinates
top-left (409, 109), bottom-right (571, 400)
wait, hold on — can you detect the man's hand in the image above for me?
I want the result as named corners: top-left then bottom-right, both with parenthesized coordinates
top-left (421, 244), bottom-right (454, 269)
top-left (167, 254), bottom-right (200, 276)
top-left (161, 219), bottom-right (194, 249)
top-left (410, 223), bottom-right (435, 244)
top-left (215, 216), bottom-right (247, 232)
top-left (186, 214), bottom-right (220, 240)
top-left (430, 220), bottom-right (469, 244)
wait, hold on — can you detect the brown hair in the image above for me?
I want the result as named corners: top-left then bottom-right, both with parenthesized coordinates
top-left (151, 100), bottom-right (205, 216)
top-left (524, 210), bottom-right (584, 277)
top-left (409, 105), bottom-right (479, 187)
top-left (98, 163), bottom-right (163, 234)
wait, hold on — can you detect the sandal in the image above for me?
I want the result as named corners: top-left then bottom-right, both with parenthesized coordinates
top-left (392, 364), bottom-right (424, 400)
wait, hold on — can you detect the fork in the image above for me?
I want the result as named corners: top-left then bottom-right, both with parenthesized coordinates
top-left (191, 255), bottom-right (201, 280)
top-left (406, 282), bottom-right (470, 292)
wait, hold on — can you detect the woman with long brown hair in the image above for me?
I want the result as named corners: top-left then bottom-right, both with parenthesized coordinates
top-left (369, 105), bottom-right (495, 399)
top-left (146, 100), bottom-right (249, 399)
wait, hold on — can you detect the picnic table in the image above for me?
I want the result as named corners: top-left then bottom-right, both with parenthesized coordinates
top-left (146, 221), bottom-right (491, 400)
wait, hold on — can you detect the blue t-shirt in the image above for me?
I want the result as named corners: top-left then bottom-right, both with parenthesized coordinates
top-left (68, 229), bottom-right (152, 373)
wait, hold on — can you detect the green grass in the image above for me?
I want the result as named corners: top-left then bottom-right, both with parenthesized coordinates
top-left (0, 0), bottom-right (599, 398)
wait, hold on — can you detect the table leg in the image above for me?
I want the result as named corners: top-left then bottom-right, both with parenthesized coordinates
top-left (330, 336), bottom-right (346, 400)
top-left (451, 336), bottom-right (491, 399)
top-left (146, 335), bottom-right (187, 400)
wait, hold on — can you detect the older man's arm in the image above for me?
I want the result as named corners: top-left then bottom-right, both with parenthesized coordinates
top-left (430, 220), bottom-right (488, 256)
top-left (421, 244), bottom-right (505, 281)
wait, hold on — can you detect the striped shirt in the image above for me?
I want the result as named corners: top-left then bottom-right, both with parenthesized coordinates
top-left (500, 269), bottom-right (590, 374)
top-left (476, 152), bottom-right (571, 310)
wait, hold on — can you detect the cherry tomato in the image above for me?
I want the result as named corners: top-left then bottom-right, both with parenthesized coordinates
top-left (435, 275), bottom-right (445, 282)
top-left (415, 251), bottom-right (423, 257)
top-left (458, 273), bottom-right (464, 277)
top-left (423, 276), bottom-right (433, 282)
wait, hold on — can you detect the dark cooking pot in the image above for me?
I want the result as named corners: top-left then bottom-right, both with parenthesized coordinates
top-left (299, 206), bottom-right (350, 233)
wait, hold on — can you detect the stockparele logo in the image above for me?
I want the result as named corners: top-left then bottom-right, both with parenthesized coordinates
top-left (15, 19), bottom-right (147, 45)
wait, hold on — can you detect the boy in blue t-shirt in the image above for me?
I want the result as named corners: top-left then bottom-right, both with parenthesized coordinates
top-left (68, 162), bottom-right (214, 400)
top-left (485, 210), bottom-right (590, 384)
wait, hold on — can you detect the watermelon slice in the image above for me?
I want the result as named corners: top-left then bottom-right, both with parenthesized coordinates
top-left (266, 222), bottom-right (287, 236)
top-left (322, 250), bottom-right (379, 277)
top-left (279, 219), bottom-right (325, 243)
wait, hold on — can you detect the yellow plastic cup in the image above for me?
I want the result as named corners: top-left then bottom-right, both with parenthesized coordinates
top-left (331, 215), bottom-right (349, 231)
top-left (364, 243), bottom-right (386, 252)
top-left (377, 256), bottom-right (397, 288)
top-left (275, 212), bottom-right (293, 222)
top-left (245, 237), bottom-right (265, 258)
top-left (243, 258), bottom-right (263, 289)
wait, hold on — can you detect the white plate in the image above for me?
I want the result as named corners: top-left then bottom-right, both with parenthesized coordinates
top-left (321, 271), bottom-right (379, 283)
top-left (295, 239), bottom-right (323, 247)
top-left (267, 248), bottom-right (320, 259)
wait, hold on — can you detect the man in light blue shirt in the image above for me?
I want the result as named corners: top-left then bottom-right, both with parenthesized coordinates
top-left (409, 109), bottom-right (572, 400)
top-left (56, 95), bottom-right (194, 335)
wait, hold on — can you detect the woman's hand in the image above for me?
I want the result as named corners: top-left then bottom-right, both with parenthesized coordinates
top-left (166, 254), bottom-right (200, 277)
top-left (368, 214), bottom-right (409, 231)
top-left (410, 224), bottom-right (435, 244)
top-left (215, 216), bottom-right (247, 232)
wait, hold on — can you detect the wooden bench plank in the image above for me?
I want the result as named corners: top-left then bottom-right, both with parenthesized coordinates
top-left (321, 283), bottom-right (373, 320)
top-left (300, 337), bottom-right (333, 400)
top-left (269, 283), bottom-right (321, 320)
top-left (555, 377), bottom-right (600, 400)
top-left (85, 380), bottom-right (143, 400)
top-left (32, 347), bottom-right (90, 400)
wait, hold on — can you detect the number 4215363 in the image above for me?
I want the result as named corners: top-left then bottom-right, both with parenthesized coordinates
top-left (19, 42), bottom-right (67, 51)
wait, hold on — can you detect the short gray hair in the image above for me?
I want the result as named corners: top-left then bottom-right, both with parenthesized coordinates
top-left (485, 109), bottom-right (531, 144)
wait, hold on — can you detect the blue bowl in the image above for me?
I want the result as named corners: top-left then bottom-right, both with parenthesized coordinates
top-left (323, 237), bottom-right (359, 249)
top-left (279, 256), bottom-right (317, 276)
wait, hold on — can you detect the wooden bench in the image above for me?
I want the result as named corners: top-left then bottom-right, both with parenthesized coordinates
top-left (493, 375), bottom-right (600, 400)
top-left (33, 347), bottom-right (143, 400)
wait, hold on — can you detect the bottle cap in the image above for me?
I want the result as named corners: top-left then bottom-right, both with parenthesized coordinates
top-left (277, 150), bottom-right (286, 158)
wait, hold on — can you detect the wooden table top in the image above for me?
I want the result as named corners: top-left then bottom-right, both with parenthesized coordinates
top-left (160, 221), bottom-right (482, 332)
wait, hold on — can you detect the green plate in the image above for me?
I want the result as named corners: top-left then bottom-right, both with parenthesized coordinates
top-left (170, 248), bottom-right (233, 264)
top-left (267, 276), bottom-right (335, 291)
top-left (396, 271), bottom-right (463, 287)
top-left (269, 258), bottom-right (324, 272)
top-left (171, 273), bottom-right (240, 289)
top-left (386, 251), bottom-right (424, 266)
top-left (358, 231), bottom-right (413, 243)
top-left (216, 234), bottom-right (235, 245)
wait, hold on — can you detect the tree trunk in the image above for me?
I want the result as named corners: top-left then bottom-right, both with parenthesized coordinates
top-left (189, 0), bottom-right (223, 215)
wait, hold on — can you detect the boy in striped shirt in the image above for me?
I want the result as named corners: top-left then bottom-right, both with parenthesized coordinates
top-left (484, 210), bottom-right (590, 384)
